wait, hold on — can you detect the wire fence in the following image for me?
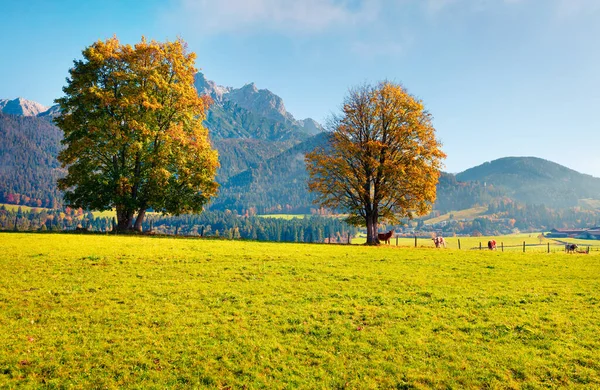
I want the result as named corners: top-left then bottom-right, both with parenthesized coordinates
top-left (350, 235), bottom-right (600, 254)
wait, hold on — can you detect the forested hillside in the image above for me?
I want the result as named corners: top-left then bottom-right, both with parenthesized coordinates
top-left (0, 113), bottom-right (64, 207)
top-left (212, 132), bottom-right (330, 214)
top-left (457, 157), bottom-right (600, 208)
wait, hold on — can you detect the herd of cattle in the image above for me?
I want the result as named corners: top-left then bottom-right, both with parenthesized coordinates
top-left (378, 230), bottom-right (582, 253)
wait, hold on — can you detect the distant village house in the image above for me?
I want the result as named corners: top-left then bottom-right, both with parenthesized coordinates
top-left (546, 228), bottom-right (600, 240)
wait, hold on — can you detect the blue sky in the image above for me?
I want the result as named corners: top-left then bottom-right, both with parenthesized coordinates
top-left (1, 0), bottom-right (599, 176)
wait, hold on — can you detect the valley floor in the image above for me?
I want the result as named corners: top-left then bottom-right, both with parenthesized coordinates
top-left (1, 233), bottom-right (599, 388)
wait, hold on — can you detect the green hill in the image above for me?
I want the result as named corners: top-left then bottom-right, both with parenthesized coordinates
top-left (456, 157), bottom-right (600, 208)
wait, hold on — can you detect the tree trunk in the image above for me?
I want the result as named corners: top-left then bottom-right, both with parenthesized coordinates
top-left (116, 205), bottom-right (135, 232)
top-left (365, 213), bottom-right (379, 245)
top-left (133, 209), bottom-right (146, 232)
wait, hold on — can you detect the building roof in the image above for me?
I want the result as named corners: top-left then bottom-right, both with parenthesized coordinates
top-left (551, 228), bottom-right (588, 233)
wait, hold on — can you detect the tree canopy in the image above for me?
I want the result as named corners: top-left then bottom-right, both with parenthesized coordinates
top-left (55, 36), bottom-right (219, 231)
top-left (306, 82), bottom-right (445, 244)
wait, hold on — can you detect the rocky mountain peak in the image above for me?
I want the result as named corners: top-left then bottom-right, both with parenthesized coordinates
top-left (226, 82), bottom-right (293, 123)
top-left (297, 118), bottom-right (324, 135)
top-left (194, 72), bottom-right (232, 102)
top-left (0, 97), bottom-right (48, 116)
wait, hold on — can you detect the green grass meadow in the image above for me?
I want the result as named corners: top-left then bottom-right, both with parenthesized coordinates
top-left (1, 233), bottom-right (600, 388)
top-left (352, 233), bottom-right (600, 252)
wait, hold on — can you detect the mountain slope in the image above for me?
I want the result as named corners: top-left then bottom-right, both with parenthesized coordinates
top-left (456, 157), bottom-right (600, 208)
top-left (212, 138), bottom-right (295, 181)
top-left (212, 132), bottom-right (331, 213)
top-left (0, 113), bottom-right (64, 207)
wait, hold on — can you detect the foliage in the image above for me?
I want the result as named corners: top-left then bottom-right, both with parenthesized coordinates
top-left (55, 36), bottom-right (218, 231)
top-left (0, 206), bottom-right (356, 244)
top-left (2, 233), bottom-right (600, 388)
top-left (146, 212), bottom-right (356, 243)
top-left (306, 82), bottom-right (445, 244)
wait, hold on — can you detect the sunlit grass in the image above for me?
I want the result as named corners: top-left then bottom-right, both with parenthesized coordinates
top-left (424, 206), bottom-right (488, 225)
top-left (0, 203), bottom-right (49, 212)
top-left (352, 232), bottom-right (566, 250)
top-left (1, 233), bottom-right (600, 388)
top-left (256, 214), bottom-right (308, 219)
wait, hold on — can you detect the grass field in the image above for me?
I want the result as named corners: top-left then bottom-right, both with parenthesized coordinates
top-left (256, 214), bottom-right (308, 220)
top-left (424, 206), bottom-right (488, 225)
top-left (0, 203), bottom-right (49, 212)
top-left (352, 233), bottom-right (600, 252)
top-left (1, 233), bottom-right (600, 388)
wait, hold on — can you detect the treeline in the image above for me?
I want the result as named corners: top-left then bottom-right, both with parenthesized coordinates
top-left (0, 206), bottom-right (112, 232)
top-left (145, 211), bottom-right (357, 243)
top-left (490, 201), bottom-right (600, 231)
top-left (0, 206), bottom-right (358, 244)
top-left (422, 201), bottom-right (600, 236)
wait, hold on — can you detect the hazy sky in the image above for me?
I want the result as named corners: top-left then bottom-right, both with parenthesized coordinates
top-left (1, 0), bottom-right (599, 176)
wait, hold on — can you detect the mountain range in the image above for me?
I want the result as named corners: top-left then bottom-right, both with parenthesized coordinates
top-left (1, 74), bottom-right (600, 223)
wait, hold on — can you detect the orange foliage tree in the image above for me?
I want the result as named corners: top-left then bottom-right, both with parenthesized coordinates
top-left (55, 37), bottom-right (219, 231)
top-left (306, 82), bottom-right (445, 244)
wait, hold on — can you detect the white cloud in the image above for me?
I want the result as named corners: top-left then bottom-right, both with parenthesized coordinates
top-left (169, 0), bottom-right (379, 35)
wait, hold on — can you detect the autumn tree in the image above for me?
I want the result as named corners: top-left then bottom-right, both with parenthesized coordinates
top-left (306, 82), bottom-right (445, 244)
top-left (55, 37), bottom-right (218, 231)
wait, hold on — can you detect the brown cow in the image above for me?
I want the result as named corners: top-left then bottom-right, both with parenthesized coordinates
top-left (432, 236), bottom-right (446, 248)
top-left (378, 230), bottom-right (395, 244)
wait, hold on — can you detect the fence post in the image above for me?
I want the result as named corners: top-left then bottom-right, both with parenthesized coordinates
top-left (348, 233), bottom-right (350, 244)
top-left (501, 242), bottom-right (504, 252)
top-left (458, 239), bottom-right (461, 250)
top-left (396, 236), bottom-right (398, 246)
top-left (587, 246), bottom-right (590, 254)
top-left (523, 241), bottom-right (525, 253)
top-left (414, 236), bottom-right (417, 248)
top-left (479, 242), bottom-right (482, 250)
top-left (548, 242), bottom-right (550, 253)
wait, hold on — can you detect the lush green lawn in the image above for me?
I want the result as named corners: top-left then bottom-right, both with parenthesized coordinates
top-left (1, 233), bottom-right (600, 388)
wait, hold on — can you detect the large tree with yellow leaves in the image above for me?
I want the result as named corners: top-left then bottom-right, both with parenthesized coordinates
top-left (306, 82), bottom-right (445, 244)
top-left (55, 37), bottom-right (219, 232)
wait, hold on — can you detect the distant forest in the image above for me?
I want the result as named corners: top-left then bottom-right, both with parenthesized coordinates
top-left (0, 206), bottom-right (358, 244)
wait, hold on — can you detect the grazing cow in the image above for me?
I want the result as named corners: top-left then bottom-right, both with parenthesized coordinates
top-left (488, 240), bottom-right (497, 250)
top-left (432, 236), bottom-right (446, 248)
top-left (565, 243), bottom-right (578, 253)
top-left (378, 230), bottom-right (395, 244)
